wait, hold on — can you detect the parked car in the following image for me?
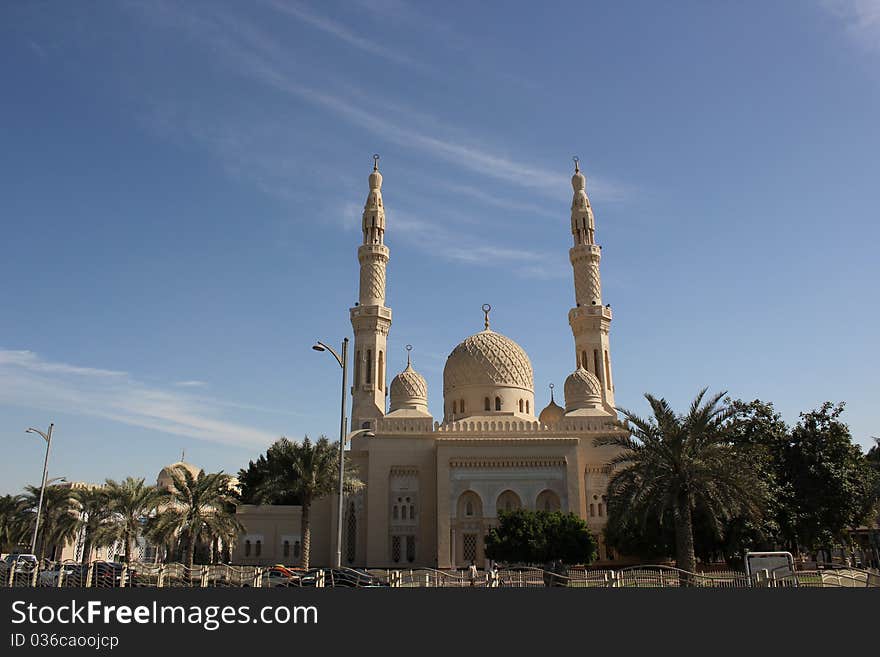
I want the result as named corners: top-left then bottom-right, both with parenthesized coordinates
top-left (38, 563), bottom-right (81, 587)
top-left (263, 565), bottom-right (319, 587)
top-left (1, 553), bottom-right (38, 571)
top-left (326, 567), bottom-right (387, 587)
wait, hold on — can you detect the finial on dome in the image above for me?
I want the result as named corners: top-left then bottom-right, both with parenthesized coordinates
top-left (373, 153), bottom-right (380, 171)
top-left (573, 155), bottom-right (579, 174)
top-left (180, 448), bottom-right (185, 462)
top-left (549, 383), bottom-right (555, 403)
top-left (405, 344), bottom-right (413, 367)
top-left (481, 303), bottom-right (491, 330)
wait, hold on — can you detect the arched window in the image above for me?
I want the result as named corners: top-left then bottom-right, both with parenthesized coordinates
top-left (526, 400), bottom-right (530, 414)
top-left (536, 490), bottom-right (561, 512)
top-left (255, 540), bottom-right (262, 557)
top-left (393, 505), bottom-right (398, 520)
top-left (293, 541), bottom-right (301, 560)
top-left (594, 350), bottom-right (602, 385)
top-left (496, 490), bottom-right (522, 514)
top-left (458, 491), bottom-right (482, 519)
top-left (378, 351), bottom-right (384, 391)
top-left (406, 535), bottom-right (415, 562)
top-left (518, 399), bottom-right (523, 412)
top-left (409, 505), bottom-right (415, 520)
top-left (495, 397), bottom-right (501, 411)
top-left (452, 401), bottom-right (457, 414)
top-left (391, 536), bottom-right (401, 563)
top-left (581, 350), bottom-right (588, 371)
top-left (604, 350), bottom-right (612, 390)
top-left (484, 397), bottom-right (490, 411)
top-left (365, 349), bottom-right (373, 385)
top-left (460, 399), bottom-right (465, 413)
top-left (354, 351), bottom-right (361, 388)
top-left (589, 504), bottom-right (595, 517)
top-left (283, 540), bottom-right (290, 558)
top-left (245, 540), bottom-right (251, 557)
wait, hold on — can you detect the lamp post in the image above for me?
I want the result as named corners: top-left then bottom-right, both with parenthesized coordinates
top-left (25, 423), bottom-right (54, 555)
top-left (312, 339), bottom-right (374, 567)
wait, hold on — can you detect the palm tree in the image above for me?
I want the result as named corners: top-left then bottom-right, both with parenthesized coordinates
top-left (72, 487), bottom-right (111, 564)
top-left (21, 485), bottom-right (81, 562)
top-left (152, 466), bottom-right (243, 571)
top-left (0, 494), bottom-right (28, 553)
top-left (96, 478), bottom-right (157, 564)
top-left (597, 389), bottom-right (764, 576)
top-left (255, 436), bottom-right (362, 569)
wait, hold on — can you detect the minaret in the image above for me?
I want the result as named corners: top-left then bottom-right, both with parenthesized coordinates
top-left (567, 157), bottom-right (615, 411)
top-left (350, 155), bottom-right (392, 430)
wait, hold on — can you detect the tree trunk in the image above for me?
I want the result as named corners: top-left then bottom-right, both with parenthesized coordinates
top-left (81, 538), bottom-right (93, 565)
top-left (186, 530), bottom-right (196, 572)
top-left (673, 499), bottom-right (697, 584)
top-left (300, 500), bottom-right (311, 569)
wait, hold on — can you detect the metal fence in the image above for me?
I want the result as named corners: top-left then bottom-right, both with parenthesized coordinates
top-left (2, 560), bottom-right (878, 589)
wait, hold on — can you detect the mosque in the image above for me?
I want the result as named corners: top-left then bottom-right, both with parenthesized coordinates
top-left (233, 156), bottom-right (628, 569)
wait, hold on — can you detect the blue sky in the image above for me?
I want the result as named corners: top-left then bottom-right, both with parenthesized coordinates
top-left (1, 1), bottom-right (878, 494)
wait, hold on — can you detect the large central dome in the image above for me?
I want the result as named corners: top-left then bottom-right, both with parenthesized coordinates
top-left (444, 330), bottom-right (534, 390)
top-left (443, 325), bottom-right (535, 421)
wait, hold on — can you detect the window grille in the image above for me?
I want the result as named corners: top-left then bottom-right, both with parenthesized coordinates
top-left (463, 533), bottom-right (477, 562)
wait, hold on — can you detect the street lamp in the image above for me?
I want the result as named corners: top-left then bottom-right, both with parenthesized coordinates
top-left (312, 339), bottom-right (374, 567)
top-left (25, 423), bottom-right (54, 555)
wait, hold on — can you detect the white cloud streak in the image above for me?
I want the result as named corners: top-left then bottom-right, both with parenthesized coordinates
top-left (821, 0), bottom-right (880, 50)
top-left (0, 350), bottom-right (282, 448)
top-left (132, 1), bottom-right (629, 203)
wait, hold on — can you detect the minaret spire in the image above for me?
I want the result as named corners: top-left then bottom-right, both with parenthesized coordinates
top-left (350, 155), bottom-right (392, 430)
top-left (566, 157), bottom-right (615, 412)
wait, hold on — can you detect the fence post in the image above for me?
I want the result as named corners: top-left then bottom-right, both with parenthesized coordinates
top-left (85, 562), bottom-right (94, 588)
top-left (120, 564), bottom-right (128, 588)
top-left (316, 570), bottom-right (325, 588)
top-left (201, 567), bottom-right (208, 588)
top-left (57, 566), bottom-right (65, 588)
top-left (31, 565), bottom-right (39, 588)
top-left (157, 565), bottom-right (165, 588)
top-left (8, 563), bottom-right (15, 587)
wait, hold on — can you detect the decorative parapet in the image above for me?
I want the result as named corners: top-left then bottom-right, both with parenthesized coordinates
top-left (449, 457), bottom-right (567, 469)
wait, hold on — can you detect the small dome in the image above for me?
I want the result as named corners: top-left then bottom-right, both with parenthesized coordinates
top-left (539, 398), bottom-right (565, 426)
top-left (539, 384), bottom-right (564, 426)
top-left (157, 461), bottom-right (203, 491)
top-left (389, 362), bottom-right (428, 411)
top-left (369, 154), bottom-right (382, 190)
top-left (564, 367), bottom-right (602, 411)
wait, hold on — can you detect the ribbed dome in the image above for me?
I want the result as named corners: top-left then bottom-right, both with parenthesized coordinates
top-left (389, 362), bottom-right (428, 411)
top-left (564, 367), bottom-right (602, 411)
top-left (444, 329), bottom-right (534, 392)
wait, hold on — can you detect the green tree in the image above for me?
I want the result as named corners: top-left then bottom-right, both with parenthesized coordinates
top-left (21, 485), bottom-right (81, 561)
top-left (598, 389), bottom-right (765, 576)
top-left (95, 478), bottom-right (157, 564)
top-left (252, 436), bottom-right (362, 569)
top-left (237, 450), bottom-right (301, 505)
top-left (778, 402), bottom-right (878, 554)
top-left (151, 466), bottom-right (243, 570)
top-left (72, 487), bottom-right (111, 564)
top-left (0, 494), bottom-right (28, 553)
top-left (484, 509), bottom-right (597, 565)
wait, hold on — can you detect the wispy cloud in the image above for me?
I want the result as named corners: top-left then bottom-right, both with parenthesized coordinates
top-left (392, 212), bottom-right (567, 279)
top-left (262, 0), bottom-right (425, 71)
top-left (174, 380), bottom-right (207, 387)
top-left (820, 0), bottom-right (880, 50)
top-left (0, 350), bottom-right (282, 448)
top-left (131, 1), bottom-right (630, 204)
